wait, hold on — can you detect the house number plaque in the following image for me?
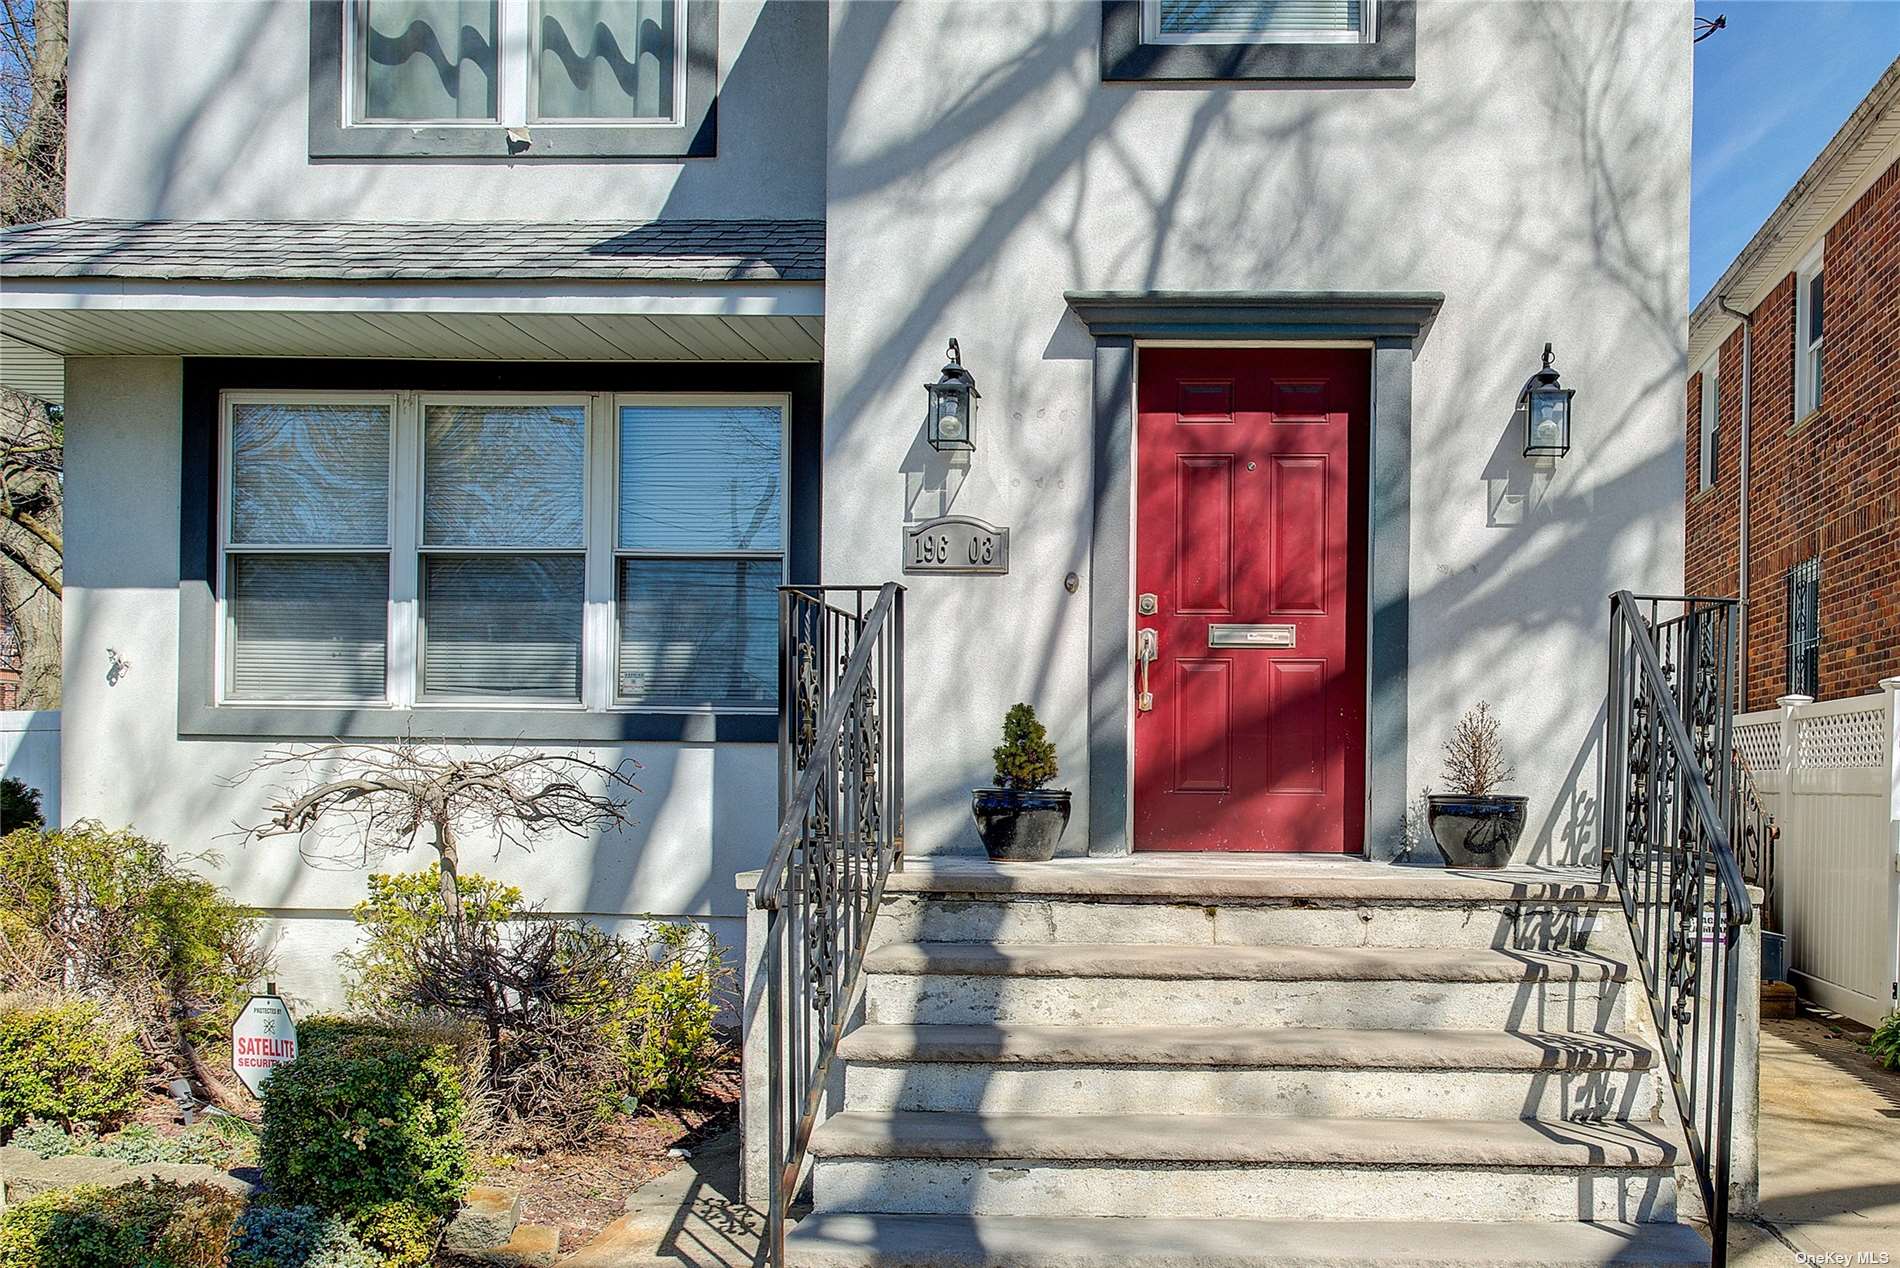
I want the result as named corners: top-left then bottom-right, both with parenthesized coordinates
top-left (903, 515), bottom-right (1009, 576)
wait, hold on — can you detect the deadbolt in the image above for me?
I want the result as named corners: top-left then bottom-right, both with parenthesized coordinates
top-left (1138, 592), bottom-right (1158, 616)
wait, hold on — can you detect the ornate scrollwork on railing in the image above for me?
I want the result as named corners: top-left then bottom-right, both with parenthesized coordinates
top-left (756, 584), bottom-right (905, 1268)
top-left (1603, 592), bottom-right (1751, 1268)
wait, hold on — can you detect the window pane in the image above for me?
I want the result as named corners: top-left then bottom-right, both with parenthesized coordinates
top-left (618, 404), bottom-right (782, 552)
top-left (231, 402), bottom-right (390, 546)
top-left (1157, 0), bottom-right (1364, 37)
top-left (424, 403), bottom-right (585, 548)
top-left (229, 555), bottom-right (387, 700)
top-left (362, 0), bottom-right (499, 121)
top-left (1808, 271), bottom-right (1825, 344)
top-left (424, 555), bottom-right (583, 699)
top-left (618, 559), bottom-right (777, 708)
top-left (537, 0), bottom-right (677, 120)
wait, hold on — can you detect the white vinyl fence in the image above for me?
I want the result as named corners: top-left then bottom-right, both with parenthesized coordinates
top-left (1, 709), bottom-right (59, 828)
top-left (1735, 680), bottom-right (1900, 1027)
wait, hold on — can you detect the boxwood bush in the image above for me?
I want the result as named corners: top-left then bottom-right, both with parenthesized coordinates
top-left (259, 1018), bottom-right (473, 1219)
top-left (0, 1178), bottom-right (242, 1268)
top-left (0, 996), bottom-right (145, 1135)
top-left (228, 1204), bottom-right (379, 1268)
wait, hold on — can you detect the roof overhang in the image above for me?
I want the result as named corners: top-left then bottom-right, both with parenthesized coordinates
top-left (0, 276), bottom-right (824, 367)
top-left (1689, 58), bottom-right (1900, 368)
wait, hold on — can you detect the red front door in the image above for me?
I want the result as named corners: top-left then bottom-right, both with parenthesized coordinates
top-left (1133, 347), bottom-right (1367, 853)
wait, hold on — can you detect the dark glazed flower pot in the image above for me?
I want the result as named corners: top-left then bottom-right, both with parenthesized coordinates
top-left (1426, 795), bottom-right (1528, 869)
top-left (972, 788), bottom-right (1072, 862)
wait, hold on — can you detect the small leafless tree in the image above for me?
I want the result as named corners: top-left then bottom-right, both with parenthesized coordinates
top-left (1, 390), bottom-right (61, 707)
top-left (234, 742), bottom-right (641, 944)
top-left (1, 0), bottom-right (66, 227)
top-left (1440, 701), bottom-right (1515, 797)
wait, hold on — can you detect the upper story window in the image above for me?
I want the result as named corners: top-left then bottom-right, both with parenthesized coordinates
top-left (1697, 356), bottom-right (1719, 491)
top-left (1144, 0), bottom-right (1374, 45)
top-left (1795, 253), bottom-right (1825, 420)
top-left (1102, 0), bottom-right (1413, 83)
top-left (310, 0), bottom-right (715, 158)
top-left (220, 390), bottom-right (783, 712)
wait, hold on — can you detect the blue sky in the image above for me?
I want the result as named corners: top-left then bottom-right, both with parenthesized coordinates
top-left (1692, 1), bottom-right (1898, 306)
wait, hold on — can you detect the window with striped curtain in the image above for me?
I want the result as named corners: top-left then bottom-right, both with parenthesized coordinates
top-left (1148, 0), bottom-right (1372, 43)
top-left (225, 400), bottom-right (391, 702)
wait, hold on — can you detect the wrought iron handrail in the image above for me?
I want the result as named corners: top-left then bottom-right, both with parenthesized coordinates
top-left (1602, 591), bottom-right (1753, 1267)
top-left (755, 583), bottom-right (904, 1265)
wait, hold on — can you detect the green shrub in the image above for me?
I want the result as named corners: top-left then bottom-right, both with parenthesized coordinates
top-left (342, 866), bottom-right (521, 1013)
top-left (0, 823), bottom-right (270, 1054)
top-left (1871, 1011), bottom-right (1900, 1071)
top-left (0, 997), bottom-right (145, 1135)
top-left (992, 703), bottom-right (1059, 790)
top-left (7, 1115), bottom-right (259, 1170)
top-left (259, 1017), bottom-right (473, 1219)
top-left (625, 924), bottom-right (729, 1108)
top-left (8, 1118), bottom-right (88, 1159)
top-left (0, 779), bottom-right (43, 834)
top-left (0, 1179), bottom-right (242, 1268)
top-left (345, 1201), bottom-right (437, 1268)
top-left (229, 1204), bottom-right (378, 1268)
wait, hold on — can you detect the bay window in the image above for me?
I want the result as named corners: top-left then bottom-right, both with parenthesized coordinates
top-left (218, 391), bottom-right (784, 713)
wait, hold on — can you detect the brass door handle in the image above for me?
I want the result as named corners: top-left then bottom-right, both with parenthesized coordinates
top-left (1136, 627), bottom-right (1158, 712)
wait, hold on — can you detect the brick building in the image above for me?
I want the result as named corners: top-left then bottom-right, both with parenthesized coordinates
top-left (1687, 58), bottom-right (1900, 711)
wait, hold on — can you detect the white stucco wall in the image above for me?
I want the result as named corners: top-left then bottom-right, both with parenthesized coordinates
top-left (61, 359), bottom-right (772, 1009)
top-left (819, 0), bottom-right (1691, 862)
top-left (66, 0), bottom-right (827, 221)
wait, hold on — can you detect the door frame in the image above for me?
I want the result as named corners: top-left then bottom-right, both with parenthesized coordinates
top-left (1066, 291), bottom-right (1443, 860)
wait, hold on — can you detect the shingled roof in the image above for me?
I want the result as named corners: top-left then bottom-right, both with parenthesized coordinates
top-left (0, 218), bottom-right (826, 282)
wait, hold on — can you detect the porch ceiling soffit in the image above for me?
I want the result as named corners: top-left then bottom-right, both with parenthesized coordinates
top-left (0, 218), bottom-right (824, 363)
top-left (1063, 291), bottom-right (1444, 346)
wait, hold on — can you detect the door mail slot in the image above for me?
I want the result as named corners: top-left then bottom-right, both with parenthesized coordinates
top-left (1207, 623), bottom-right (1296, 649)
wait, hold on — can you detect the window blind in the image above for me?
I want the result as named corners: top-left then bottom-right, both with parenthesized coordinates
top-left (617, 559), bottom-right (776, 708)
top-left (617, 404), bottom-right (782, 552)
top-left (424, 403), bottom-right (585, 547)
top-left (423, 555), bottom-right (583, 699)
top-left (1156, 0), bottom-right (1365, 37)
top-left (537, 0), bottom-right (677, 121)
top-left (362, 0), bottom-right (499, 121)
top-left (229, 555), bottom-right (388, 700)
top-left (230, 402), bottom-right (389, 546)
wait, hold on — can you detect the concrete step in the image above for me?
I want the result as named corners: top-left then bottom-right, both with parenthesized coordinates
top-left (871, 894), bottom-right (1628, 953)
top-left (808, 1111), bottom-right (1679, 1222)
top-left (862, 942), bottom-right (1629, 1030)
top-left (838, 1023), bottom-right (1659, 1119)
top-left (784, 1213), bottom-right (1711, 1268)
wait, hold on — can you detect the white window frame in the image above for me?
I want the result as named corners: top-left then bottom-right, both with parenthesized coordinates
top-left (414, 392), bottom-right (595, 710)
top-left (217, 389), bottom-right (787, 716)
top-left (1141, 0), bottom-right (1376, 45)
top-left (608, 392), bottom-right (791, 716)
top-left (1795, 245), bottom-right (1824, 422)
top-left (217, 391), bottom-right (400, 707)
top-left (1698, 355), bottom-right (1719, 491)
top-left (346, 0), bottom-right (686, 129)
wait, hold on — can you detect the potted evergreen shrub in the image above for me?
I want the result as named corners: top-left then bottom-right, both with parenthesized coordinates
top-left (971, 703), bottom-right (1070, 862)
top-left (1426, 701), bottom-right (1527, 869)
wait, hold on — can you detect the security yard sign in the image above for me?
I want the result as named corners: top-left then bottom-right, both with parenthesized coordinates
top-left (231, 992), bottom-right (298, 1097)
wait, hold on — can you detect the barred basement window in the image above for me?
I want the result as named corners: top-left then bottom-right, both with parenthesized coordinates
top-left (1785, 556), bottom-right (1820, 699)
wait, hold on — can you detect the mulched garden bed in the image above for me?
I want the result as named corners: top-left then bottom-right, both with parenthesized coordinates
top-left (471, 1063), bottom-right (742, 1256)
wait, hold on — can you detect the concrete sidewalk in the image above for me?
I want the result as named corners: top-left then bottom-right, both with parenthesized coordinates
top-left (564, 1131), bottom-right (765, 1268)
top-left (1732, 1014), bottom-right (1900, 1265)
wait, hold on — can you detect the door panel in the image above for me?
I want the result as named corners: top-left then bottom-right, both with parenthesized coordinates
top-left (1133, 347), bottom-right (1367, 853)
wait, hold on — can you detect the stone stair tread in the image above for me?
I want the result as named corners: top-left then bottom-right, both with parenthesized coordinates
top-left (838, 1023), bottom-right (1653, 1069)
top-left (784, 1213), bottom-right (1709, 1267)
top-left (808, 1111), bottom-right (1678, 1168)
top-left (876, 859), bottom-right (1616, 905)
top-left (864, 940), bottom-right (1626, 982)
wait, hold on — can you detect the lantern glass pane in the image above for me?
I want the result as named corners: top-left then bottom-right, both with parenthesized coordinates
top-left (1528, 391), bottom-right (1567, 452)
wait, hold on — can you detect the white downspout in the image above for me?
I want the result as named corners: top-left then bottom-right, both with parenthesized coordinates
top-left (1717, 295), bottom-right (1754, 709)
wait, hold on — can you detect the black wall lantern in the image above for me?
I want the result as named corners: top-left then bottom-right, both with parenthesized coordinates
top-left (1519, 342), bottom-right (1574, 459)
top-left (926, 339), bottom-right (979, 453)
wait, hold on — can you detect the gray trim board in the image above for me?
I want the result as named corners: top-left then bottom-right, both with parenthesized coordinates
top-left (308, 1), bottom-right (717, 159)
top-left (178, 357), bottom-right (819, 744)
top-left (1067, 290), bottom-right (1441, 859)
top-left (1100, 0), bottom-right (1415, 84)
